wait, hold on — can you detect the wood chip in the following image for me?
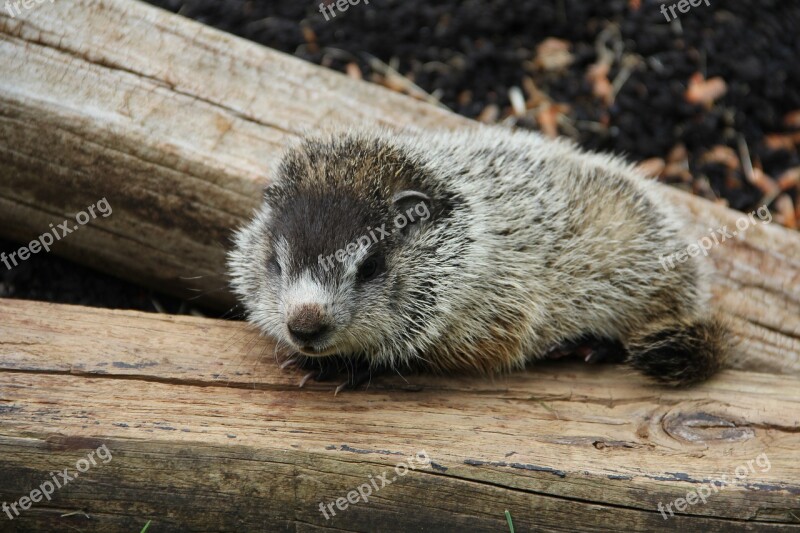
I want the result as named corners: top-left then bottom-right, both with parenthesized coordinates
top-left (509, 86), bottom-right (527, 116)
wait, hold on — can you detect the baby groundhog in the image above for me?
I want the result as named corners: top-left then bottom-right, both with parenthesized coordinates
top-left (228, 126), bottom-right (728, 389)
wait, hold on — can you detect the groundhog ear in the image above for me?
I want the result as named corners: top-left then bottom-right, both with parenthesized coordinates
top-left (391, 190), bottom-right (433, 236)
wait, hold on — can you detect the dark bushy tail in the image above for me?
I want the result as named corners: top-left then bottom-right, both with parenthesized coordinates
top-left (626, 314), bottom-right (730, 386)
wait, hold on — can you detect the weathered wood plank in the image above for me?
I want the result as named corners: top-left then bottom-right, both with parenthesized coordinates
top-left (0, 298), bottom-right (799, 531)
top-left (0, 0), bottom-right (799, 375)
top-left (1, 1), bottom-right (800, 529)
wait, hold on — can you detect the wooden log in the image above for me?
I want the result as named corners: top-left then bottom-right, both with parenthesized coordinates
top-left (1, 1), bottom-right (799, 529)
top-left (0, 298), bottom-right (798, 532)
top-left (0, 0), bottom-right (798, 376)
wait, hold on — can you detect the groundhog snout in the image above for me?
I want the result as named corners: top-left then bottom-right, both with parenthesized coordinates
top-left (286, 304), bottom-right (331, 344)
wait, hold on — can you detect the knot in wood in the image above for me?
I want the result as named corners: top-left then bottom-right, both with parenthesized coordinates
top-left (663, 411), bottom-right (755, 444)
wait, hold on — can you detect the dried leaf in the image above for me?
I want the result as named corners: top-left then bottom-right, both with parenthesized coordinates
top-left (477, 104), bottom-right (500, 124)
top-left (301, 25), bottom-right (319, 54)
top-left (750, 167), bottom-right (780, 197)
top-left (764, 134), bottom-right (797, 152)
top-left (587, 62), bottom-right (613, 107)
top-left (783, 110), bottom-right (800, 129)
top-left (536, 103), bottom-right (561, 138)
top-left (685, 73), bottom-right (727, 106)
top-left (636, 158), bottom-right (666, 178)
top-left (345, 62), bottom-right (362, 80)
top-left (777, 167), bottom-right (800, 191)
top-left (663, 163), bottom-right (693, 183)
top-left (775, 194), bottom-right (797, 229)
top-left (667, 144), bottom-right (688, 164)
top-left (701, 145), bottom-right (739, 170)
top-left (534, 38), bottom-right (574, 72)
top-left (522, 77), bottom-right (549, 108)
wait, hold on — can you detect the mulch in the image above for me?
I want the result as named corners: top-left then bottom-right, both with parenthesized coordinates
top-left (3, 0), bottom-right (798, 311)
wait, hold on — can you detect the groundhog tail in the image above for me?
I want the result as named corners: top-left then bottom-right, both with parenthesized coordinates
top-left (625, 314), bottom-right (730, 386)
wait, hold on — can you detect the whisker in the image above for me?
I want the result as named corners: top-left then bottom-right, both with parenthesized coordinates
top-left (299, 372), bottom-right (315, 388)
top-left (186, 285), bottom-right (231, 302)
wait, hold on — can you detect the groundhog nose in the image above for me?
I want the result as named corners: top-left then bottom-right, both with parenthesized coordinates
top-left (287, 305), bottom-right (331, 343)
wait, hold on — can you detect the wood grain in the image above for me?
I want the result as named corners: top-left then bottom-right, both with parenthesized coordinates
top-left (1, 1), bottom-right (799, 530)
top-left (0, 0), bottom-right (798, 376)
top-left (0, 298), bottom-right (798, 531)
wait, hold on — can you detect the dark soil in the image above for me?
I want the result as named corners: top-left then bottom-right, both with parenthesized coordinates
top-left (0, 239), bottom-right (188, 313)
top-left (4, 0), bottom-right (799, 312)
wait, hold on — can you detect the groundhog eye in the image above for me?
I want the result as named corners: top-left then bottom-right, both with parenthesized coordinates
top-left (269, 257), bottom-right (281, 276)
top-left (357, 255), bottom-right (383, 282)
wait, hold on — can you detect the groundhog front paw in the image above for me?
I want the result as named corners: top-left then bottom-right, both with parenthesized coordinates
top-left (281, 355), bottom-right (386, 394)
